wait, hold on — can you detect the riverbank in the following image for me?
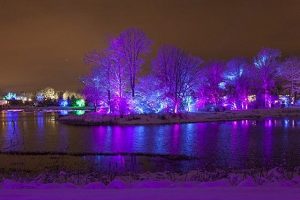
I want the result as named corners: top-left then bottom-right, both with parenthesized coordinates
top-left (58, 108), bottom-right (300, 126)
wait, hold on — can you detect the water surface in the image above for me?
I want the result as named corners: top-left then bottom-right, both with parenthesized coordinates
top-left (0, 111), bottom-right (300, 172)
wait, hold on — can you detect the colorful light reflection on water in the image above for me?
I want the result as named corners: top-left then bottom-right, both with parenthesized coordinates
top-left (0, 112), bottom-right (300, 172)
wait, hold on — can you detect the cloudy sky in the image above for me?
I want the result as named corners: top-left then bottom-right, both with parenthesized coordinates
top-left (0, 0), bottom-right (299, 92)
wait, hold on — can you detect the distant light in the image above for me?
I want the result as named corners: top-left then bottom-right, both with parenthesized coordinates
top-left (74, 110), bottom-right (85, 115)
top-left (59, 100), bottom-right (69, 107)
top-left (74, 99), bottom-right (85, 108)
top-left (4, 92), bottom-right (17, 100)
top-left (218, 82), bottom-right (226, 90)
top-left (247, 95), bottom-right (256, 102)
top-left (36, 93), bottom-right (44, 102)
top-left (60, 110), bottom-right (69, 115)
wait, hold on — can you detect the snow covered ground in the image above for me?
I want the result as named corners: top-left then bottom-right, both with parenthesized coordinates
top-left (1, 168), bottom-right (300, 199)
top-left (1, 187), bottom-right (300, 200)
top-left (59, 108), bottom-right (300, 126)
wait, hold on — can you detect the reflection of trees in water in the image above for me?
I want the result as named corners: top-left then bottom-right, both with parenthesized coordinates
top-left (1, 119), bottom-right (24, 151)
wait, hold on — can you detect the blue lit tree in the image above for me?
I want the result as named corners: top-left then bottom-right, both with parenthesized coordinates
top-left (223, 58), bottom-right (252, 109)
top-left (83, 50), bottom-right (114, 113)
top-left (253, 48), bottom-right (281, 108)
top-left (4, 92), bottom-right (17, 100)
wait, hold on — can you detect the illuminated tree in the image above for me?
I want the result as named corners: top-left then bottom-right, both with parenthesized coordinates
top-left (83, 28), bottom-right (151, 114)
top-left (253, 48), bottom-right (281, 107)
top-left (83, 51), bottom-right (113, 112)
top-left (153, 45), bottom-right (203, 113)
top-left (199, 61), bottom-right (225, 107)
top-left (74, 99), bottom-right (85, 108)
top-left (63, 91), bottom-right (82, 100)
top-left (279, 57), bottom-right (300, 102)
top-left (223, 58), bottom-right (252, 109)
top-left (112, 28), bottom-right (152, 97)
top-left (107, 44), bottom-right (128, 99)
top-left (39, 87), bottom-right (59, 101)
top-left (83, 47), bottom-right (129, 114)
top-left (133, 75), bottom-right (170, 113)
top-left (36, 92), bottom-right (44, 102)
top-left (4, 92), bottom-right (17, 100)
top-left (82, 51), bottom-right (102, 106)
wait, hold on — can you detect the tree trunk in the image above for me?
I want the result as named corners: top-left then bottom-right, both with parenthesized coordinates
top-left (107, 89), bottom-right (111, 114)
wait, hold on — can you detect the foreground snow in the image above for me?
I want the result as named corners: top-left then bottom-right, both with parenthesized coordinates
top-left (1, 187), bottom-right (300, 200)
top-left (1, 167), bottom-right (300, 199)
top-left (59, 108), bottom-right (300, 125)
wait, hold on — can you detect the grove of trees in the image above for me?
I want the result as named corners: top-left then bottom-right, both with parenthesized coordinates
top-left (82, 28), bottom-right (300, 114)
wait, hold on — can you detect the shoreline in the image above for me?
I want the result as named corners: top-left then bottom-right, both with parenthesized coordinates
top-left (0, 106), bottom-right (93, 112)
top-left (58, 108), bottom-right (300, 126)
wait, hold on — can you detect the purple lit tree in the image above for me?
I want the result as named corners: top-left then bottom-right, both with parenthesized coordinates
top-left (153, 45), bottom-right (203, 113)
top-left (38, 87), bottom-right (58, 101)
top-left (81, 27), bottom-right (296, 114)
top-left (83, 50), bottom-right (115, 113)
top-left (198, 61), bottom-right (225, 107)
top-left (83, 46), bottom-right (130, 114)
top-left (133, 75), bottom-right (172, 113)
top-left (111, 28), bottom-right (152, 98)
top-left (253, 48), bottom-right (281, 108)
top-left (106, 41), bottom-right (129, 100)
top-left (223, 58), bottom-right (251, 109)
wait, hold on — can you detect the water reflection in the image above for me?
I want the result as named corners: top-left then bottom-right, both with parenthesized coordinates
top-left (0, 112), bottom-right (300, 171)
top-left (74, 110), bottom-right (85, 116)
top-left (59, 110), bottom-right (69, 116)
top-left (263, 119), bottom-right (273, 164)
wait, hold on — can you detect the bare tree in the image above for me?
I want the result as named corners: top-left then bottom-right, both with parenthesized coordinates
top-left (83, 50), bottom-right (114, 112)
top-left (279, 57), bottom-right (300, 102)
top-left (153, 45), bottom-right (203, 113)
top-left (107, 43), bottom-right (128, 99)
top-left (112, 28), bottom-right (152, 98)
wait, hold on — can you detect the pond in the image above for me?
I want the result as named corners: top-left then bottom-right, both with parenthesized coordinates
top-left (0, 111), bottom-right (300, 173)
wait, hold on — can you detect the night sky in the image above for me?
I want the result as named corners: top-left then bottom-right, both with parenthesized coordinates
top-left (0, 0), bottom-right (299, 92)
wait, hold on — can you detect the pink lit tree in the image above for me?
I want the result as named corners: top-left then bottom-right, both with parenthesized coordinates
top-left (153, 45), bottom-right (203, 113)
